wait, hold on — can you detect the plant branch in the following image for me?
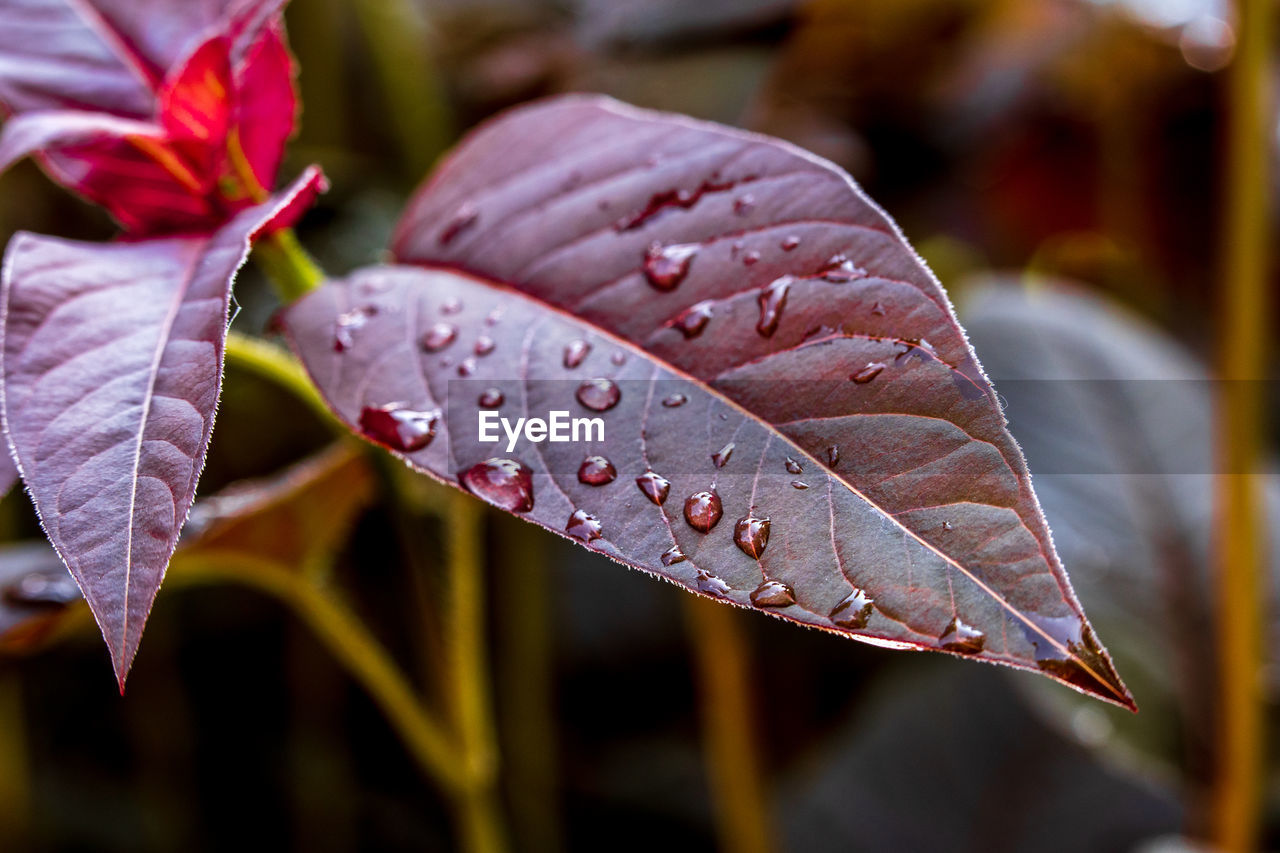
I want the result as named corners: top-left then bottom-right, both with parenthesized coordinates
top-left (683, 597), bottom-right (777, 853)
top-left (223, 332), bottom-right (335, 427)
top-left (166, 552), bottom-right (468, 794)
top-left (1211, 0), bottom-right (1273, 849)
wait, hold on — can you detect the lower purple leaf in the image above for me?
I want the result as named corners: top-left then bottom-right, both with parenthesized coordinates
top-left (0, 166), bottom-right (324, 688)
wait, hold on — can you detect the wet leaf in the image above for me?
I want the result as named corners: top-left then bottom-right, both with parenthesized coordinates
top-left (0, 167), bottom-right (324, 687)
top-left (383, 96), bottom-right (1132, 707)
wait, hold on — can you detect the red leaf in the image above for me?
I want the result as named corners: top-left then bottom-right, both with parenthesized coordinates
top-left (0, 0), bottom-right (296, 233)
top-left (372, 95), bottom-right (1131, 708)
top-left (0, 166), bottom-right (324, 687)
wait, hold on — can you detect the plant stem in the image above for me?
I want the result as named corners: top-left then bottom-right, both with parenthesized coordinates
top-left (223, 332), bottom-right (334, 426)
top-left (167, 552), bottom-right (468, 794)
top-left (1211, 1), bottom-right (1273, 849)
top-left (683, 598), bottom-right (777, 853)
top-left (252, 228), bottom-right (326, 303)
top-left (442, 492), bottom-right (509, 853)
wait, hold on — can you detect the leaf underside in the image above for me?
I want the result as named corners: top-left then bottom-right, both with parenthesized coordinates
top-left (0, 166), bottom-right (323, 686)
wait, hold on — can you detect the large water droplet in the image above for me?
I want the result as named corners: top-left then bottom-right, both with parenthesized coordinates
top-left (785, 457), bottom-right (802, 474)
top-left (939, 617), bottom-right (985, 654)
top-left (421, 322), bottom-right (457, 353)
top-left (564, 339), bottom-right (591, 369)
top-left (830, 589), bottom-right (874, 628)
top-left (3, 571), bottom-right (80, 606)
top-left (459, 458), bottom-right (534, 512)
top-left (474, 335), bottom-right (495, 356)
top-left (751, 580), bottom-right (794, 608)
top-left (781, 235), bottom-right (801, 251)
top-left (684, 490), bottom-right (723, 533)
top-left (643, 242), bottom-right (698, 290)
top-left (696, 570), bottom-right (730, 597)
top-left (478, 388), bottom-right (505, 408)
top-left (820, 254), bottom-right (868, 283)
top-left (662, 393), bottom-right (687, 408)
top-left (636, 470), bottom-right (671, 505)
top-left (675, 301), bottom-right (714, 339)
top-left (711, 442), bottom-right (735, 468)
top-left (439, 202), bottom-right (479, 245)
top-left (756, 276), bottom-right (791, 337)
top-left (851, 362), bottom-right (886, 384)
top-left (566, 509), bottom-right (602, 542)
top-left (359, 404), bottom-right (440, 453)
top-left (576, 378), bottom-right (620, 412)
top-left (827, 445), bottom-right (840, 468)
top-left (578, 455), bottom-right (617, 486)
top-left (734, 515), bottom-right (771, 558)
top-left (334, 306), bottom-right (375, 352)
top-left (660, 545), bottom-right (687, 566)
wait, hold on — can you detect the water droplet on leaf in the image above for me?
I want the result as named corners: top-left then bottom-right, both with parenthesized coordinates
top-left (791, 480), bottom-right (809, 490)
top-left (751, 580), bottom-right (794, 608)
top-left (660, 545), bottom-right (687, 566)
top-left (643, 242), bottom-right (698, 290)
top-left (733, 515), bottom-right (771, 558)
top-left (636, 470), bottom-right (671, 505)
top-left (684, 490), bottom-right (723, 533)
top-left (743, 251), bottom-right (760, 266)
top-left (478, 388), bottom-right (505, 408)
top-left (611, 351), bottom-right (627, 366)
top-left (474, 335), bottom-right (495, 356)
top-left (756, 276), bottom-right (791, 337)
top-left (830, 589), bottom-right (874, 628)
top-left (566, 509), bottom-right (602, 542)
top-left (578, 456), bottom-right (617, 486)
top-left (734, 194), bottom-right (755, 216)
top-left (675, 301), bottom-right (714, 339)
top-left (440, 297), bottom-right (462, 315)
top-left (439, 202), bottom-right (479, 245)
top-left (827, 445), bottom-right (840, 468)
top-left (785, 457), bottom-right (802, 474)
top-left (576, 378), bottom-right (620, 412)
top-left (421, 322), bottom-right (457, 352)
top-left (820, 254), bottom-right (867, 283)
top-left (662, 393), bottom-right (687, 408)
top-left (564, 339), bottom-right (591, 369)
top-left (711, 442), bottom-right (735, 468)
top-left (851, 362), bottom-right (886, 384)
top-left (696, 570), bottom-right (730, 597)
top-left (940, 617), bottom-right (985, 654)
top-left (459, 458), bottom-right (534, 512)
top-left (359, 404), bottom-right (440, 453)
top-left (334, 306), bottom-right (375, 352)
top-left (781, 235), bottom-right (801, 251)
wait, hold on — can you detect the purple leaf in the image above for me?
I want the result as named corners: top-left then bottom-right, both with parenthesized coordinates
top-left (0, 166), bottom-right (323, 688)
top-left (383, 95), bottom-right (1133, 708)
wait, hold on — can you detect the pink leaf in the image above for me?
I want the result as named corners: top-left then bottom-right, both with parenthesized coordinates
top-left (0, 166), bottom-right (324, 687)
top-left (361, 95), bottom-right (1133, 708)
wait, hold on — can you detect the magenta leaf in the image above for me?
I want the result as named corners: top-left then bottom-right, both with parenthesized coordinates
top-left (377, 95), bottom-right (1134, 708)
top-left (0, 166), bottom-right (323, 687)
top-left (0, 0), bottom-right (295, 233)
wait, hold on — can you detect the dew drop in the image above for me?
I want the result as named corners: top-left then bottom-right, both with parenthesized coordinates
top-left (820, 254), bottom-right (868, 283)
top-left (457, 358), bottom-right (477, 377)
top-left (871, 301), bottom-right (886, 316)
top-left (733, 515), bottom-right (771, 558)
top-left (711, 442), bottom-right (735, 468)
top-left (695, 569), bottom-right (730, 597)
top-left (785, 457), bottom-right (802, 475)
top-left (636, 470), bottom-right (671, 505)
top-left (485, 308), bottom-right (502, 326)
top-left (940, 617), bottom-right (985, 654)
top-left (440, 297), bottom-right (463, 315)
top-left (566, 509), bottom-right (602, 542)
top-left (474, 335), bottom-right (495, 356)
top-left (478, 388), bottom-right (505, 408)
top-left (420, 322), bottom-right (457, 352)
top-left (781, 235), bottom-right (801, 251)
top-left (751, 579), bottom-right (794, 608)
top-left (684, 489), bottom-right (723, 533)
top-left (459, 458), bottom-right (535, 512)
top-left (675, 301), bottom-right (714, 339)
top-left (830, 589), bottom-right (874, 629)
top-left (662, 393), bottom-right (687, 408)
top-left (660, 545), bottom-right (687, 566)
top-left (827, 445), bottom-right (840, 467)
top-left (942, 520), bottom-right (954, 531)
top-left (578, 455), bottom-right (617, 486)
top-left (359, 404), bottom-right (440, 453)
top-left (851, 362), bottom-right (886, 384)
top-left (564, 339), bottom-right (591, 369)
top-left (334, 306), bottom-right (375, 352)
top-left (643, 242), bottom-right (699, 291)
top-left (3, 572), bottom-right (80, 606)
top-left (743, 250), bottom-right (760, 266)
top-left (439, 202), bottom-right (479, 245)
top-left (733, 194), bottom-right (755, 216)
top-left (576, 378), bottom-right (620, 412)
top-left (791, 480), bottom-right (809, 490)
top-left (756, 276), bottom-right (791, 338)
top-left (611, 351), bottom-right (627, 366)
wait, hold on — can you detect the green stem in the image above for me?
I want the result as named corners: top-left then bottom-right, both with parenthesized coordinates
top-left (167, 552), bottom-right (468, 794)
top-left (224, 332), bottom-right (335, 427)
top-left (683, 597), bottom-right (777, 853)
top-left (443, 492), bottom-right (509, 853)
top-left (253, 229), bottom-right (326, 303)
top-left (1211, 0), bottom-right (1272, 849)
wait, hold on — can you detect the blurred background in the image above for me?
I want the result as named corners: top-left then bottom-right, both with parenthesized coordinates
top-left (0, 0), bottom-right (1277, 850)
